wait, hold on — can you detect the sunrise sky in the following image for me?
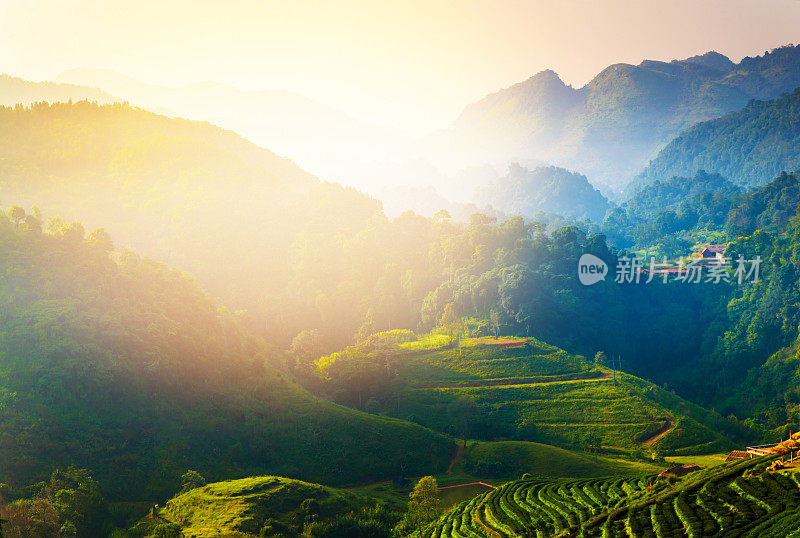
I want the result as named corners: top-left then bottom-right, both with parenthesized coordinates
top-left (3, 0), bottom-right (800, 133)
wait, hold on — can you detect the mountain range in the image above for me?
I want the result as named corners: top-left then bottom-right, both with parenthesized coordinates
top-left (428, 45), bottom-right (800, 194)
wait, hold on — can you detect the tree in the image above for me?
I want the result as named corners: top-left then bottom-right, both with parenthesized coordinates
top-left (489, 311), bottom-right (501, 339)
top-left (581, 432), bottom-right (602, 459)
top-left (8, 206), bottom-right (25, 229)
top-left (152, 523), bottom-right (183, 537)
top-left (59, 521), bottom-right (77, 537)
top-left (439, 303), bottom-right (463, 350)
top-left (354, 308), bottom-right (375, 343)
top-left (44, 467), bottom-right (110, 538)
top-left (289, 329), bottom-right (323, 371)
top-left (432, 209), bottom-right (452, 223)
top-left (179, 470), bottom-right (206, 493)
top-left (406, 476), bottom-right (441, 536)
top-left (1, 499), bottom-right (60, 538)
top-left (594, 351), bottom-right (608, 367)
top-left (87, 228), bottom-right (114, 251)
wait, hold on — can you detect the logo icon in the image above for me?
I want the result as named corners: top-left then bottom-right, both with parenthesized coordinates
top-left (578, 254), bottom-right (608, 286)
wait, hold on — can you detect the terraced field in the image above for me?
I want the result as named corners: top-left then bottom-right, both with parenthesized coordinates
top-left (421, 455), bottom-right (800, 537)
top-left (397, 336), bottom-right (582, 386)
top-left (317, 332), bottom-right (731, 455)
top-left (420, 475), bottom-right (654, 537)
top-left (385, 335), bottom-right (729, 453)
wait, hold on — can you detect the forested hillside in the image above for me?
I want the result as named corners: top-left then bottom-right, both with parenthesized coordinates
top-left (0, 101), bottom-right (414, 350)
top-left (0, 207), bottom-right (453, 500)
top-left (634, 86), bottom-right (800, 190)
top-left (430, 45), bottom-right (800, 190)
top-left (475, 164), bottom-right (611, 222)
top-left (0, 102), bottom-right (717, 359)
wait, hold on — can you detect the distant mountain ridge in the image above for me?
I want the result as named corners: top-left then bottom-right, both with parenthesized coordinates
top-left (0, 73), bottom-right (118, 106)
top-left (56, 67), bottom-right (400, 182)
top-left (429, 45), bottom-right (800, 193)
top-left (632, 86), bottom-right (800, 190)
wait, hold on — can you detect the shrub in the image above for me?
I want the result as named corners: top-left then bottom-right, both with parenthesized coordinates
top-left (151, 523), bottom-right (183, 538)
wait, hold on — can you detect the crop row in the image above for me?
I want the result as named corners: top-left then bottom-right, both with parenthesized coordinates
top-left (420, 476), bottom-right (649, 537)
top-left (422, 457), bottom-right (800, 537)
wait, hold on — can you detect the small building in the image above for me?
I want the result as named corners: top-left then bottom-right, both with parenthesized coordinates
top-left (699, 244), bottom-right (727, 259)
top-left (725, 450), bottom-right (752, 462)
top-left (746, 443), bottom-right (779, 456)
top-left (659, 463), bottom-right (701, 478)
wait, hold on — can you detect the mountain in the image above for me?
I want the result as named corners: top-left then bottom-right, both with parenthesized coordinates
top-left (0, 73), bottom-right (118, 106)
top-left (0, 207), bottom-right (453, 500)
top-left (475, 164), bottom-right (611, 222)
top-left (0, 101), bottom-right (332, 342)
top-left (429, 45), bottom-right (800, 192)
top-left (56, 68), bottom-right (400, 183)
top-left (633, 87), bottom-right (800, 190)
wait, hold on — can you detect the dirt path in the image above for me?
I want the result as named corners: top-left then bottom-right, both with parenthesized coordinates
top-left (643, 419), bottom-right (675, 446)
top-left (446, 443), bottom-right (466, 474)
top-left (420, 371), bottom-right (611, 390)
top-left (439, 481), bottom-right (497, 490)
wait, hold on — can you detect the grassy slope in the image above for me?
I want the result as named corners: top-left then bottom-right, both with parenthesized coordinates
top-left (461, 440), bottom-right (664, 480)
top-left (157, 476), bottom-right (398, 537)
top-left (373, 333), bottom-right (732, 454)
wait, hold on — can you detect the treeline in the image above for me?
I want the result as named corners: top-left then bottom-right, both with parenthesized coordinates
top-left (604, 169), bottom-right (800, 256)
top-left (0, 467), bottom-right (112, 538)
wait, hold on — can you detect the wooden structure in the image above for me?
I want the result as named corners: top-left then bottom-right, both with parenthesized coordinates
top-left (659, 463), bottom-right (701, 479)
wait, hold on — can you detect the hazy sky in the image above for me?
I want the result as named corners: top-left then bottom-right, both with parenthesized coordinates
top-left (3, 0), bottom-right (800, 132)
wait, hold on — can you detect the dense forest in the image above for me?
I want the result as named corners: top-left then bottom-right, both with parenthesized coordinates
top-left (633, 86), bottom-right (800, 190)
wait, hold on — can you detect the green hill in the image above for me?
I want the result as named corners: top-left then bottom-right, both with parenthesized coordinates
top-left (474, 164), bottom-right (611, 223)
top-left (725, 170), bottom-right (800, 237)
top-left (421, 454), bottom-right (800, 537)
top-left (633, 87), bottom-right (800, 190)
top-left (152, 475), bottom-right (402, 538)
top-left (0, 207), bottom-right (453, 500)
top-left (316, 333), bottom-right (732, 455)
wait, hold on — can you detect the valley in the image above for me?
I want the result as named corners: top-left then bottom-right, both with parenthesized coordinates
top-left (3, 8), bottom-right (800, 536)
